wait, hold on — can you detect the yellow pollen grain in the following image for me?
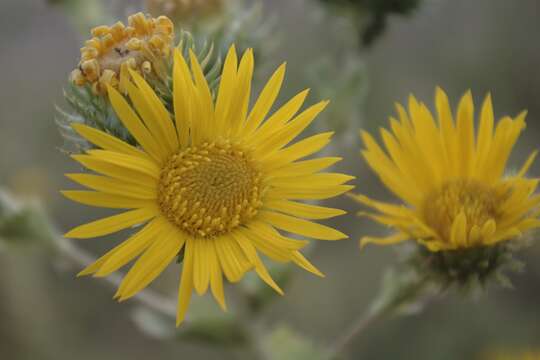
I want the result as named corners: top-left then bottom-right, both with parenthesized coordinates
top-left (423, 179), bottom-right (502, 243)
top-left (158, 141), bottom-right (263, 238)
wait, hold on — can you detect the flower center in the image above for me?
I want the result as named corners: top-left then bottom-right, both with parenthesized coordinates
top-left (158, 141), bottom-right (263, 238)
top-left (423, 179), bottom-right (501, 243)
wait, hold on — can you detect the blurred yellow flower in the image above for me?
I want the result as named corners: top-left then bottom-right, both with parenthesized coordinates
top-left (353, 87), bottom-right (540, 252)
top-left (63, 46), bottom-right (351, 325)
top-left (70, 12), bottom-right (174, 94)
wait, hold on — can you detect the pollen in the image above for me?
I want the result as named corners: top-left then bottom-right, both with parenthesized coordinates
top-left (423, 180), bottom-right (502, 245)
top-left (158, 141), bottom-right (264, 238)
top-left (70, 12), bottom-right (174, 94)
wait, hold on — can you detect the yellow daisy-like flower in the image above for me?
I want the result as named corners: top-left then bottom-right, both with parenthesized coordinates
top-left (63, 46), bottom-right (352, 325)
top-left (353, 87), bottom-right (540, 252)
top-left (70, 12), bottom-right (174, 94)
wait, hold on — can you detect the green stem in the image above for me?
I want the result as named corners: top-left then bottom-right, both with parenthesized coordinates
top-left (229, 286), bottom-right (272, 360)
top-left (327, 273), bottom-right (432, 359)
top-left (54, 235), bottom-right (179, 319)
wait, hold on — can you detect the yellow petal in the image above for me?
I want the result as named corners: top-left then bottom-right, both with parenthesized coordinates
top-left (359, 233), bottom-right (409, 249)
top-left (516, 150), bottom-right (538, 178)
top-left (117, 227), bottom-right (184, 301)
top-left (468, 225), bottom-right (482, 246)
top-left (193, 239), bottom-right (211, 295)
top-left (128, 70), bottom-right (179, 154)
top-left (177, 238), bottom-right (195, 326)
top-left (108, 86), bottom-right (165, 163)
top-left (450, 211), bottom-right (467, 247)
top-left (267, 184), bottom-right (354, 200)
top-left (292, 251), bottom-right (324, 277)
top-left (173, 48), bottom-right (194, 146)
top-left (64, 207), bottom-right (157, 239)
top-left (259, 210), bottom-right (348, 240)
top-left (95, 218), bottom-right (165, 277)
top-left (252, 88), bottom-right (310, 141)
top-left (85, 149), bottom-right (160, 179)
top-left (77, 252), bottom-right (113, 277)
top-left (71, 155), bottom-right (157, 187)
top-left (262, 132), bottom-right (334, 171)
top-left (246, 221), bottom-right (308, 250)
top-left (270, 157), bottom-right (341, 178)
top-left (270, 173), bottom-right (354, 189)
top-left (214, 45), bottom-right (238, 133)
top-left (188, 49), bottom-right (214, 139)
top-left (239, 227), bottom-right (292, 262)
top-left (215, 235), bottom-right (251, 282)
top-left (481, 218), bottom-right (497, 240)
top-left (61, 190), bottom-right (152, 209)
top-left (254, 101), bottom-right (329, 156)
top-left (231, 230), bottom-right (283, 295)
top-left (227, 48), bottom-right (254, 136)
top-left (65, 173), bottom-right (156, 199)
top-left (243, 63), bottom-right (287, 136)
top-left (264, 199), bottom-right (346, 219)
top-left (209, 241), bottom-right (226, 311)
top-left (455, 90), bottom-right (475, 177)
top-left (71, 123), bottom-right (145, 159)
top-left (435, 86), bottom-right (456, 177)
top-left (474, 93), bottom-right (494, 173)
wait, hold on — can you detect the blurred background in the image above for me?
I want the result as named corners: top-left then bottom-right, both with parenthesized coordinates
top-left (1, 0), bottom-right (539, 359)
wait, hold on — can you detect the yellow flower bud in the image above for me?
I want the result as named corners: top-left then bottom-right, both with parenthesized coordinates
top-left (110, 21), bottom-right (126, 41)
top-left (142, 61), bottom-right (152, 74)
top-left (70, 13), bottom-right (174, 94)
top-left (80, 59), bottom-right (100, 81)
top-left (126, 38), bottom-right (142, 51)
top-left (70, 69), bottom-right (86, 86)
top-left (91, 25), bottom-right (110, 37)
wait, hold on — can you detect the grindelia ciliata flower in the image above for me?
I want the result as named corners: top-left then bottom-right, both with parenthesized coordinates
top-left (63, 46), bottom-right (352, 325)
top-left (352, 87), bottom-right (540, 252)
top-left (70, 12), bottom-right (174, 94)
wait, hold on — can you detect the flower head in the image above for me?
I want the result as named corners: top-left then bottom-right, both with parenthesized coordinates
top-left (70, 12), bottom-right (174, 94)
top-left (353, 87), bottom-right (540, 252)
top-left (63, 46), bottom-right (352, 325)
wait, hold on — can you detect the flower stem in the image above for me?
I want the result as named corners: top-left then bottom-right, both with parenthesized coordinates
top-left (54, 235), bottom-right (179, 319)
top-left (327, 272), bottom-right (432, 359)
top-left (229, 286), bottom-right (272, 360)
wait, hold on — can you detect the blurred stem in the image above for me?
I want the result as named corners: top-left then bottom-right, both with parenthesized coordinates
top-left (230, 286), bottom-right (271, 360)
top-left (54, 235), bottom-right (179, 320)
top-left (30, 202), bottom-right (271, 360)
top-left (327, 274), bottom-right (431, 359)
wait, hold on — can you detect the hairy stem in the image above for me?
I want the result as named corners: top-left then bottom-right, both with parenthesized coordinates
top-left (327, 273), bottom-right (432, 359)
top-left (229, 286), bottom-right (272, 360)
top-left (54, 235), bottom-right (179, 320)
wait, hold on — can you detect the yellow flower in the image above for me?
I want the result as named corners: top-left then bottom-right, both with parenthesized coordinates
top-left (353, 87), bottom-right (540, 252)
top-left (63, 46), bottom-right (352, 325)
top-left (70, 12), bottom-right (174, 94)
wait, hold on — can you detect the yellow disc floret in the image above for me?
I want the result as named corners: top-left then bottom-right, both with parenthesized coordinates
top-left (423, 180), bottom-right (502, 247)
top-left (158, 141), bottom-right (263, 238)
top-left (70, 12), bottom-right (174, 94)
